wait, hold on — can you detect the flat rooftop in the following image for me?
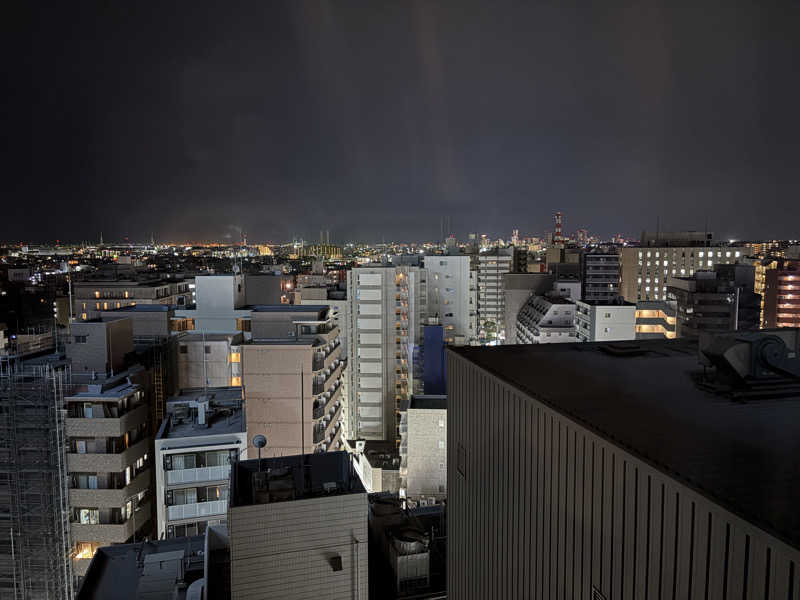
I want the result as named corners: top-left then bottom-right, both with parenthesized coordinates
top-left (76, 536), bottom-right (205, 600)
top-left (409, 394), bottom-right (447, 410)
top-left (231, 451), bottom-right (364, 507)
top-left (450, 337), bottom-right (800, 550)
top-left (158, 387), bottom-right (244, 439)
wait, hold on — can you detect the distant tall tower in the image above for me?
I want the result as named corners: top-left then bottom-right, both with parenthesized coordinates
top-left (150, 232), bottom-right (155, 247)
top-left (99, 232), bottom-right (104, 246)
top-left (511, 229), bottom-right (520, 246)
top-left (554, 212), bottom-right (564, 248)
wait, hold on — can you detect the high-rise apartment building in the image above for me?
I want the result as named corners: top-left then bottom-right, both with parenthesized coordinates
top-left (580, 248), bottom-right (620, 302)
top-left (154, 387), bottom-right (246, 540)
top-left (347, 266), bottom-right (427, 442)
top-left (447, 332), bottom-right (800, 599)
top-left (620, 236), bottom-right (743, 302)
top-left (228, 452), bottom-right (368, 599)
top-left (668, 264), bottom-right (760, 337)
top-left (477, 248), bottom-right (514, 342)
top-left (242, 306), bottom-right (345, 457)
top-left (423, 255), bottom-right (477, 345)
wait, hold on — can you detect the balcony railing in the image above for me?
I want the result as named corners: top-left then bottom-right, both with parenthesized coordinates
top-left (166, 464), bottom-right (231, 486)
top-left (167, 499), bottom-right (227, 521)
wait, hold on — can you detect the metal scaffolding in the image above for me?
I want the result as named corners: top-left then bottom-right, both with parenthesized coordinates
top-left (0, 356), bottom-right (74, 600)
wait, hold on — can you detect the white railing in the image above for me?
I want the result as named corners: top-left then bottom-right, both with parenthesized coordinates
top-left (166, 464), bottom-right (230, 485)
top-left (167, 499), bottom-right (227, 521)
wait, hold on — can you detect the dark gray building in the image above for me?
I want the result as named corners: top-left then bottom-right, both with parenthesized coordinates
top-left (668, 263), bottom-right (760, 338)
top-left (580, 248), bottom-right (620, 302)
top-left (447, 331), bottom-right (800, 599)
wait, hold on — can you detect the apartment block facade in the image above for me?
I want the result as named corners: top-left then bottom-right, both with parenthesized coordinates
top-left (73, 278), bottom-right (192, 321)
top-left (764, 260), bottom-right (800, 328)
top-left (573, 299), bottom-right (636, 342)
top-left (477, 248), bottom-right (514, 342)
top-left (66, 371), bottom-right (152, 578)
top-left (423, 255), bottom-right (477, 345)
top-left (154, 388), bottom-right (246, 540)
top-left (620, 246), bottom-right (743, 302)
top-left (399, 395), bottom-right (447, 501)
top-left (347, 266), bottom-right (427, 442)
top-left (242, 306), bottom-right (345, 457)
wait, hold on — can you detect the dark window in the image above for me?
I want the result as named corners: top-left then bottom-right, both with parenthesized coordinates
top-left (179, 346), bottom-right (187, 354)
top-left (74, 335), bottom-right (88, 344)
top-left (204, 345), bottom-right (211, 354)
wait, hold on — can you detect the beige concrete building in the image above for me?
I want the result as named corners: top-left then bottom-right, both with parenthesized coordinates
top-left (399, 395), bottom-right (447, 501)
top-left (242, 306), bottom-right (345, 457)
top-left (73, 278), bottom-right (192, 321)
top-left (620, 245), bottom-right (743, 302)
top-left (228, 452), bottom-right (368, 600)
top-left (177, 331), bottom-right (243, 389)
top-left (66, 368), bottom-right (153, 578)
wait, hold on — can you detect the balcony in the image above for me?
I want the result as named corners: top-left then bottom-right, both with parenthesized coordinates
top-left (312, 358), bottom-right (345, 394)
top-left (166, 464), bottom-right (231, 486)
top-left (167, 499), bottom-right (227, 521)
top-left (65, 403), bottom-right (148, 438)
top-left (67, 437), bottom-right (149, 473)
top-left (71, 501), bottom-right (152, 544)
top-left (313, 383), bottom-right (342, 421)
top-left (69, 469), bottom-right (151, 508)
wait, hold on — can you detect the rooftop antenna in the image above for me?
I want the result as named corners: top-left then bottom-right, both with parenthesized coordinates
top-left (253, 435), bottom-right (267, 472)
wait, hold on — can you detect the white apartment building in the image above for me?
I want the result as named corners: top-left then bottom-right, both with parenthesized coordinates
top-left (477, 248), bottom-right (514, 342)
top-left (423, 255), bottom-right (477, 345)
top-left (516, 296), bottom-right (577, 344)
top-left (154, 388), bottom-right (246, 540)
top-left (399, 395), bottom-right (447, 501)
top-left (620, 246), bottom-right (743, 302)
top-left (573, 298), bottom-right (636, 342)
top-left (347, 266), bottom-right (427, 441)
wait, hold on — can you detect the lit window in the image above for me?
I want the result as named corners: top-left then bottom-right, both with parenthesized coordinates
top-left (81, 313), bottom-right (87, 320)
top-left (438, 440), bottom-right (445, 449)
top-left (438, 419), bottom-right (444, 427)
top-left (94, 291), bottom-right (100, 298)
top-left (230, 352), bottom-right (241, 363)
top-left (231, 376), bottom-right (242, 386)
top-left (103, 302), bottom-right (108, 310)
top-left (124, 291), bottom-right (129, 298)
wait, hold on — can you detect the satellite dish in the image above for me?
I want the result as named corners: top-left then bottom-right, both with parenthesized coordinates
top-left (253, 435), bottom-right (268, 470)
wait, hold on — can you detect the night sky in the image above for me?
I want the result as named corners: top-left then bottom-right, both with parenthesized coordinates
top-left (8, 1), bottom-right (800, 243)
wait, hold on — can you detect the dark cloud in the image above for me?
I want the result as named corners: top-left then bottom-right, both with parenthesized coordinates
top-left (6, 0), bottom-right (800, 243)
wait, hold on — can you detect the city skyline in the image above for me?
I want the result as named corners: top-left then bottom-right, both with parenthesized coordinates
top-left (9, 1), bottom-right (800, 243)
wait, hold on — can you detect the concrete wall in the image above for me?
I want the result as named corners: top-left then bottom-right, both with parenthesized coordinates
top-left (100, 309), bottom-right (171, 338)
top-left (447, 351), bottom-right (800, 600)
top-left (229, 493), bottom-right (369, 600)
top-left (195, 275), bottom-right (245, 313)
top-left (244, 274), bottom-right (283, 305)
top-left (67, 318), bottom-right (133, 375)
top-left (242, 344), bottom-right (315, 456)
top-left (407, 408), bottom-right (447, 498)
top-left (178, 335), bottom-right (237, 389)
